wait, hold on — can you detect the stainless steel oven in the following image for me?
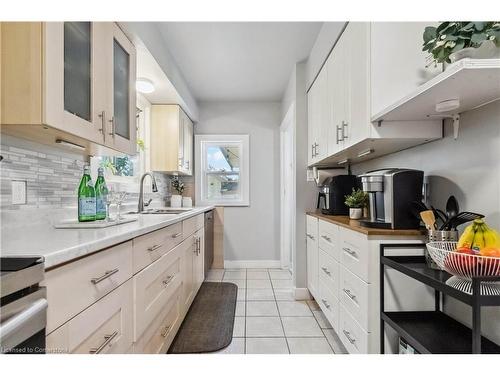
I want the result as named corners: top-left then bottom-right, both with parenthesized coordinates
top-left (0, 257), bottom-right (47, 354)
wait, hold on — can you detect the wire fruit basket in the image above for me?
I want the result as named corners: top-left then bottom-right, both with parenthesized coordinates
top-left (426, 241), bottom-right (500, 295)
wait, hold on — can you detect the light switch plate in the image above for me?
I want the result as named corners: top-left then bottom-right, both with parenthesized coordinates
top-left (12, 180), bottom-right (27, 205)
top-left (306, 169), bottom-right (315, 182)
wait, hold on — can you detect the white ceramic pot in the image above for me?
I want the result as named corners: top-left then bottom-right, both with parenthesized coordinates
top-left (171, 195), bottom-right (182, 208)
top-left (449, 41), bottom-right (500, 64)
top-left (449, 47), bottom-right (476, 63)
top-left (182, 197), bottom-right (192, 208)
top-left (349, 208), bottom-right (363, 220)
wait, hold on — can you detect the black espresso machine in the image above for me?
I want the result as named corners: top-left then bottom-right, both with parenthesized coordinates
top-left (317, 175), bottom-right (359, 216)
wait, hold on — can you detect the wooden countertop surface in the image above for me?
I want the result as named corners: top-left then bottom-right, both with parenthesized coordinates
top-left (307, 210), bottom-right (425, 237)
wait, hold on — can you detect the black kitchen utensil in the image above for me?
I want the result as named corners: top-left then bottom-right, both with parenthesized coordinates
top-left (445, 196), bottom-right (459, 219)
top-left (410, 201), bottom-right (428, 222)
top-left (440, 211), bottom-right (484, 230)
top-left (431, 205), bottom-right (447, 225)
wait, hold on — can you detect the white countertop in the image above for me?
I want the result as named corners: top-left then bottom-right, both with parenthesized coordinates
top-left (1, 206), bottom-right (214, 269)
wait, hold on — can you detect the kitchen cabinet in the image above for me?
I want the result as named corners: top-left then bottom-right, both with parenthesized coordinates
top-left (306, 22), bottom-right (442, 167)
top-left (150, 104), bottom-right (194, 176)
top-left (0, 22), bottom-right (137, 155)
top-left (306, 215), bottom-right (319, 298)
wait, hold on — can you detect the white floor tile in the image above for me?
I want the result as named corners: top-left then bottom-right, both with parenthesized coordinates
top-left (237, 289), bottom-right (246, 301)
top-left (223, 279), bottom-right (246, 289)
top-left (214, 338), bottom-right (245, 354)
top-left (223, 270), bottom-right (246, 280)
top-left (287, 337), bottom-right (333, 354)
top-left (246, 288), bottom-right (275, 301)
top-left (277, 301), bottom-right (313, 316)
top-left (274, 288), bottom-right (295, 301)
top-left (247, 271), bottom-right (269, 280)
top-left (247, 279), bottom-right (272, 289)
top-left (246, 301), bottom-right (279, 316)
top-left (233, 317), bottom-right (245, 337)
top-left (271, 279), bottom-right (293, 289)
top-left (246, 317), bottom-right (284, 337)
top-left (323, 329), bottom-right (348, 354)
top-left (246, 268), bottom-right (268, 271)
top-left (246, 338), bottom-right (289, 354)
top-left (235, 301), bottom-right (246, 316)
top-left (306, 300), bottom-right (321, 311)
top-left (269, 270), bottom-right (292, 280)
top-left (281, 317), bottom-right (324, 337)
top-left (313, 310), bottom-right (332, 329)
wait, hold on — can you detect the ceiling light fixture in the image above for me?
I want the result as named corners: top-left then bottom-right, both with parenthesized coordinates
top-left (136, 78), bottom-right (155, 94)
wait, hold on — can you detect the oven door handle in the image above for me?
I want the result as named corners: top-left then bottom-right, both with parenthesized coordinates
top-left (0, 298), bottom-right (48, 350)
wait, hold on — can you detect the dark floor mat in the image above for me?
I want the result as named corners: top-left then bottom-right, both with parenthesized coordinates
top-left (168, 282), bottom-right (237, 354)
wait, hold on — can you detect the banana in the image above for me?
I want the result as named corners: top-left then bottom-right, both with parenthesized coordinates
top-left (458, 223), bottom-right (475, 248)
top-left (457, 218), bottom-right (500, 251)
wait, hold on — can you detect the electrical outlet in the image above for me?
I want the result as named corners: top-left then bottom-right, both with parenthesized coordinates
top-left (11, 180), bottom-right (27, 205)
top-left (306, 169), bottom-right (315, 182)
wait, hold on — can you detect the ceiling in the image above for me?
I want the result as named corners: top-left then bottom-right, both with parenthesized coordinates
top-left (154, 22), bottom-right (323, 102)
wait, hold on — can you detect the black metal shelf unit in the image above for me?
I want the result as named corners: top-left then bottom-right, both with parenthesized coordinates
top-left (380, 244), bottom-right (500, 354)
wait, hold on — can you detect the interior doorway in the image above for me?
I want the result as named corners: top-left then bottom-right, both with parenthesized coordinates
top-left (280, 103), bottom-right (296, 271)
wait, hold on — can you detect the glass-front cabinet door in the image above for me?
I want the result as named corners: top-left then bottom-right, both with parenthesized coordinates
top-left (107, 23), bottom-right (136, 155)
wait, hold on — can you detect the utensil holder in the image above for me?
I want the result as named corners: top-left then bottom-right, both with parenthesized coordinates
top-left (425, 230), bottom-right (459, 269)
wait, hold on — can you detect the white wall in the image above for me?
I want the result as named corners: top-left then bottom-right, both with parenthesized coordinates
top-left (352, 101), bottom-right (500, 344)
top-left (195, 102), bottom-right (281, 264)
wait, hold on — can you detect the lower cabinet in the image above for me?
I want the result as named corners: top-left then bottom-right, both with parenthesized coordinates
top-left (306, 215), bottom-right (319, 298)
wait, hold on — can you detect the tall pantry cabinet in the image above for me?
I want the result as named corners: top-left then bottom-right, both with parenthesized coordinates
top-left (0, 22), bottom-right (137, 155)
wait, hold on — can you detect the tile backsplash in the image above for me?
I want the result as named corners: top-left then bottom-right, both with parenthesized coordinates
top-left (0, 135), bottom-right (194, 210)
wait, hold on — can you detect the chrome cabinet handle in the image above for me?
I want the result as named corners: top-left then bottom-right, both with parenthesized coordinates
top-left (108, 117), bottom-right (115, 137)
top-left (160, 325), bottom-right (172, 338)
top-left (91, 269), bottom-right (119, 284)
top-left (343, 247), bottom-right (357, 257)
top-left (321, 267), bottom-right (331, 276)
top-left (193, 237), bottom-right (199, 254)
top-left (306, 234), bottom-right (315, 240)
top-left (343, 288), bottom-right (357, 301)
top-left (89, 331), bottom-right (118, 354)
top-left (196, 238), bottom-right (201, 255)
top-left (342, 121), bottom-right (348, 140)
top-left (144, 198), bottom-right (153, 207)
top-left (321, 235), bottom-right (331, 242)
top-left (148, 244), bottom-right (162, 252)
top-left (342, 329), bottom-right (356, 344)
top-left (336, 125), bottom-right (342, 144)
top-left (171, 232), bottom-right (182, 239)
top-left (98, 110), bottom-right (106, 142)
top-left (321, 299), bottom-right (331, 309)
top-left (162, 275), bottom-right (174, 286)
top-left (314, 142), bottom-right (319, 156)
top-left (311, 144), bottom-right (315, 158)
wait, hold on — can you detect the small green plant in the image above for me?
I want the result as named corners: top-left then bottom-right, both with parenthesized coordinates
top-left (344, 188), bottom-right (368, 209)
top-left (171, 176), bottom-right (185, 195)
top-left (423, 22), bottom-right (500, 66)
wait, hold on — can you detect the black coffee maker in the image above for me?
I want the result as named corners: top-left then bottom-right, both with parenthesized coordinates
top-left (318, 175), bottom-right (359, 215)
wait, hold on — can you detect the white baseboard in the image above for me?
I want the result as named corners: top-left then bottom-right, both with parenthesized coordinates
top-left (294, 288), bottom-right (311, 300)
top-left (224, 260), bottom-right (281, 269)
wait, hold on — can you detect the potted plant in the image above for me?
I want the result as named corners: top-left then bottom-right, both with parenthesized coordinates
top-left (423, 22), bottom-right (500, 68)
top-left (345, 188), bottom-right (368, 220)
top-left (171, 176), bottom-right (184, 208)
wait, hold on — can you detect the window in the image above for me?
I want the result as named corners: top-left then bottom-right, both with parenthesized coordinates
top-left (195, 135), bottom-right (249, 206)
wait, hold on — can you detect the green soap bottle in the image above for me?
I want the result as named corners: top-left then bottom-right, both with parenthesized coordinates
top-left (78, 165), bottom-right (96, 222)
top-left (95, 167), bottom-right (108, 220)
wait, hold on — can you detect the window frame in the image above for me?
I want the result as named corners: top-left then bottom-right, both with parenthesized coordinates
top-left (195, 134), bottom-right (250, 207)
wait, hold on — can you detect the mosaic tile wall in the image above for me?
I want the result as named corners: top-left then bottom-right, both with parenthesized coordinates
top-left (0, 135), bottom-right (194, 210)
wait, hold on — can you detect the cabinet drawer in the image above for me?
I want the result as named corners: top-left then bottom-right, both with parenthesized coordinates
top-left (339, 228), bottom-right (370, 282)
top-left (339, 305), bottom-right (369, 354)
top-left (133, 243), bottom-right (183, 340)
top-left (318, 279), bottom-right (339, 332)
top-left (183, 214), bottom-right (204, 237)
top-left (306, 215), bottom-right (318, 238)
top-left (318, 249), bottom-right (339, 299)
top-left (132, 222), bottom-right (183, 274)
top-left (134, 285), bottom-right (182, 354)
top-left (339, 265), bottom-right (370, 332)
top-left (46, 279), bottom-right (133, 354)
top-left (318, 220), bottom-right (339, 260)
top-left (44, 241), bottom-right (133, 333)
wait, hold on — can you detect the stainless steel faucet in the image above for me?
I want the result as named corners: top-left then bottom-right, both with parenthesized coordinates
top-left (138, 172), bottom-right (158, 212)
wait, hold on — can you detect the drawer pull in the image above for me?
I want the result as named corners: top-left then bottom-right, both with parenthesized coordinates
top-left (343, 247), bottom-right (357, 257)
top-left (306, 234), bottom-right (315, 240)
top-left (162, 275), bottom-right (174, 286)
top-left (161, 324), bottom-right (172, 337)
top-left (342, 329), bottom-right (356, 345)
top-left (343, 288), bottom-right (357, 301)
top-left (321, 267), bottom-right (331, 276)
top-left (171, 232), bottom-right (182, 239)
top-left (148, 244), bottom-right (162, 252)
top-left (321, 235), bottom-right (332, 242)
top-left (321, 299), bottom-right (331, 309)
top-left (89, 331), bottom-right (118, 354)
top-left (91, 269), bottom-right (119, 285)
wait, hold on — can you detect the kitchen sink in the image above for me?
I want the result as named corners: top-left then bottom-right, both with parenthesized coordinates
top-left (127, 208), bottom-right (193, 215)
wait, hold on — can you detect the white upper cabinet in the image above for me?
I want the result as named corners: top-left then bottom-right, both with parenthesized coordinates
top-left (307, 22), bottom-right (442, 167)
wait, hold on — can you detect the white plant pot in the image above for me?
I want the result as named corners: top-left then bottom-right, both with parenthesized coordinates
top-left (182, 197), bottom-right (192, 208)
top-left (349, 208), bottom-right (363, 220)
top-left (449, 41), bottom-right (500, 64)
top-left (171, 195), bottom-right (182, 208)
